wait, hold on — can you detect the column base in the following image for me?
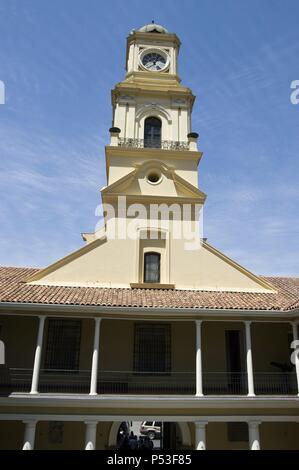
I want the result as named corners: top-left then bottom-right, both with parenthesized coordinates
top-left (247, 393), bottom-right (256, 397)
top-left (89, 392), bottom-right (98, 396)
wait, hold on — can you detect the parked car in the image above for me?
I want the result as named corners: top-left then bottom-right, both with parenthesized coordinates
top-left (140, 421), bottom-right (161, 440)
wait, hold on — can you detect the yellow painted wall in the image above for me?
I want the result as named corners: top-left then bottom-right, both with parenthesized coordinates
top-left (252, 323), bottom-right (292, 372)
top-left (260, 422), bottom-right (299, 449)
top-left (35, 421), bottom-right (85, 450)
top-left (202, 322), bottom-right (245, 372)
top-left (107, 154), bottom-right (199, 187)
top-left (99, 320), bottom-right (195, 373)
top-left (0, 420), bottom-right (23, 450)
top-left (100, 320), bottom-right (134, 371)
top-left (30, 237), bottom-right (272, 292)
top-left (206, 422), bottom-right (249, 450)
top-left (0, 315), bottom-right (36, 368)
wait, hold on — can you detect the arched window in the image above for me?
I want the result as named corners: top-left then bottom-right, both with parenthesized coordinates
top-left (144, 252), bottom-right (161, 283)
top-left (144, 117), bottom-right (161, 148)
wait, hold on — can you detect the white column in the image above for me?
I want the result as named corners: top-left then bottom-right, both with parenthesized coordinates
top-left (22, 420), bottom-right (37, 450)
top-left (195, 320), bottom-right (203, 396)
top-left (292, 323), bottom-right (299, 396)
top-left (30, 316), bottom-right (46, 394)
top-left (245, 321), bottom-right (255, 397)
top-left (89, 318), bottom-right (101, 395)
top-left (194, 421), bottom-right (207, 450)
top-left (248, 421), bottom-right (261, 450)
top-left (85, 421), bottom-right (97, 450)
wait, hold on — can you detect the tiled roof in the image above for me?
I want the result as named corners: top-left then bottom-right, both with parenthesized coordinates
top-left (0, 266), bottom-right (298, 311)
top-left (288, 298), bottom-right (299, 311)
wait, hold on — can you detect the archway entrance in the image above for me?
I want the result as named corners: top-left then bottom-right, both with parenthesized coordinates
top-left (161, 422), bottom-right (182, 449)
top-left (109, 421), bottom-right (191, 450)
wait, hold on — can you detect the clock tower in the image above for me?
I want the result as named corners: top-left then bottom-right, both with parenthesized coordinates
top-left (109, 22), bottom-right (199, 155)
top-left (29, 23), bottom-right (273, 293)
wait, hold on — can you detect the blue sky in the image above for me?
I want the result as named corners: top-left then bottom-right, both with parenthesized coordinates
top-left (0, 0), bottom-right (298, 276)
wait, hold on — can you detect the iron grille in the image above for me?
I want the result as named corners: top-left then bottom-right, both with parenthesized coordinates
top-left (133, 323), bottom-right (171, 374)
top-left (118, 138), bottom-right (189, 150)
top-left (44, 319), bottom-right (81, 371)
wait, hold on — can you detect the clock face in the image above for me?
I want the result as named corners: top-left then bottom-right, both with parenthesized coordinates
top-left (142, 52), bottom-right (167, 71)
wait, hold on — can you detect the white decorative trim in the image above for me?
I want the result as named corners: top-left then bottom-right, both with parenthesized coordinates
top-left (135, 103), bottom-right (172, 124)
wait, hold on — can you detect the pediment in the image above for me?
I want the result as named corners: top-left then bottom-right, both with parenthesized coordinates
top-left (101, 161), bottom-right (206, 202)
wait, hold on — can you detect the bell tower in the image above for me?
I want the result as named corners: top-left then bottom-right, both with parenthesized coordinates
top-left (106, 22), bottom-right (202, 190)
top-left (109, 23), bottom-right (198, 152)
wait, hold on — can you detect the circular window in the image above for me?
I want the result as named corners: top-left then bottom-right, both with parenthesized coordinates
top-left (146, 170), bottom-right (162, 184)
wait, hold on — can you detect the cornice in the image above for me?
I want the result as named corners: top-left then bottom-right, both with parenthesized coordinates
top-left (105, 145), bottom-right (202, 162)
top-left (112, 79), bottom-right (194, 98)
top-left (126, 31), bottom-right (181, 48)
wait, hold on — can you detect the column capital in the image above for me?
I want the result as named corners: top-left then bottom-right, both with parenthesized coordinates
top-left (248, 420), bottom-right (261, 428)
top-left (22, 420), bottom-right (37, 426)
top-left (195, 319), bottom-right (203, 325)
top-left (244, 320), bottom-right (252, 326)
top-left (194, 421), bottom-right (208, 427)
top-left (84, 420), bottom-right (98, 427)
top-left (38, 315), bottom-right (46, 321)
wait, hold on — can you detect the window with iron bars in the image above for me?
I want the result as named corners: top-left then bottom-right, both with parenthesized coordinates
top-left (44, 319), bottom-right (81, 371)
top-left (133, 323), bottom-right (171, 375)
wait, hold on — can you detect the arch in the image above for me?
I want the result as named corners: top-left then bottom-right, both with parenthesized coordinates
top-left (179, 422), bottom-right (192, 447)
top-left (108, 421), bottom-right (122, 448)
top-left (135, 104), bottom-right (172, 124)
top-left (136, 159), bottom-right (172, 175)
top-left (108, 421), bottom-right (191, 449)
top-left (135, 104), bottom-right (172, 141)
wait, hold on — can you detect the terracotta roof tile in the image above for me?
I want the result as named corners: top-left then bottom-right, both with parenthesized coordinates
top-left (0, 267), bottom-right (298, 311)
